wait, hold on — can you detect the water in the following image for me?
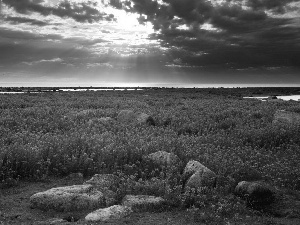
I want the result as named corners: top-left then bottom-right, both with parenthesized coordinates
top-left (2, 82), bottom-right (300, 88)
top-left (244, 95), bottom-right (300, 101)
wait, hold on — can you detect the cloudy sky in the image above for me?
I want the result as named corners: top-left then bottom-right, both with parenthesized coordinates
top-left (0, 0), bottom-right (300, 87)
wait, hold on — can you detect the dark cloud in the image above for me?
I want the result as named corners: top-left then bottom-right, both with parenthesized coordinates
top-left (0, 28), bottom-right (88, 67)
top-left (5, 16), bottom-right (49, 26)
top-left (2, 0), bottom-right (114, 23)
top-left (111, 0), bottom-right (300, 70)
top-left (246, 0), bottom-right (299, 14)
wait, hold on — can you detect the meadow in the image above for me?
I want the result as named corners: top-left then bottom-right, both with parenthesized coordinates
top-left (1, 89), bottom-right (300, 223)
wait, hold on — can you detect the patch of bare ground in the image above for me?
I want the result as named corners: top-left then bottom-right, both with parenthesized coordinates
top-left (1, 178), bottom-right (300, 225)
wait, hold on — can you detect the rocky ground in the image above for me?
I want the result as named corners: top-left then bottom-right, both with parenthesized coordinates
top-left (1, 173), bottom-right (300, 225)
top-left (2, 98), bottom-right (300, 225)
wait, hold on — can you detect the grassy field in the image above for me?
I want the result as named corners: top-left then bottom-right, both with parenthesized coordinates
top-left (1, 89), bottom-right (300, 224)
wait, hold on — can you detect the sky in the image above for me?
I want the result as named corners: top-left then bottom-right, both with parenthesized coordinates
top-left (0, 0), bottom-right (300, 87)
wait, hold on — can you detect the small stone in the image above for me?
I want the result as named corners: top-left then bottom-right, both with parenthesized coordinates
top-left (85, 205), bottom-right (132, 222)
top-left (122, 195), bottom-right (166, 212)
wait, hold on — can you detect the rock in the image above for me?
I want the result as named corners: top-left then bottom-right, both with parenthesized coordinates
top-left (85, 205), bottom-right (132, 222)
top-left (234, 181), bottom-right (276, 208)
top-left (185, 167), bottom-right (217, 190)
top-left (183, 160), bottom-right (208, 178)
top-left (84, 174), bottom-right (120, 190)
top-left (117, 110), bottom-right (155, 125)
top-left (183, 161), bottom-right (217, 190)
top-left (122, 195), bottom-right (166, 212)
top-left (30, 184), bottom-right (105, 212)
top-left (145, 151), bottom-right (180, 167)
top-left (35, 218), bottom-right (68, 225)
top-left (135, 112), bottom-right (155, 125)
top-left (230, 165), bottom-right (262, 184)
top-left (84, 174), bottom-right (120, 206)
top-left (273, 110), bottom-right (300, 125)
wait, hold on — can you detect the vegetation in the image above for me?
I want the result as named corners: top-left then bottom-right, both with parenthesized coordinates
top-left (1, 89), bottom-right (300, 222)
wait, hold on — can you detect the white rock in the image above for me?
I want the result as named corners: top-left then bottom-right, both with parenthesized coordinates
top-left (30, 184), bottom-right (105, 212)
top-left (122, 195), bottom-right (166, 212)
top-left (85, 205), bottom-right (132, 222)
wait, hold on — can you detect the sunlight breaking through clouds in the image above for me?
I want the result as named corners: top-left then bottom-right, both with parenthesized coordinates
top-left (0, 0), bottom-right (300, 86)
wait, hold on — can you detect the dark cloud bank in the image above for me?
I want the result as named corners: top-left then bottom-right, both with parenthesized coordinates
top-left (111, 0), bottom-right (300, 71)
top-left (2, 0), bottom-right (115, 23)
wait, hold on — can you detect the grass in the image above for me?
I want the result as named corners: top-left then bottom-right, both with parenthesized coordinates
top-left (1, 89), bottom-right (300, 222)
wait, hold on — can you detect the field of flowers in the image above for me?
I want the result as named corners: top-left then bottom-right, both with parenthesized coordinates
top-left (1, 89), bottom-right (300, 196)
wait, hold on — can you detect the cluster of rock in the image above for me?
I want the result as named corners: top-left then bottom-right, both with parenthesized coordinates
top-left (30, 150), bottom-right (299, 223)
top-left (30, 174), bottom-right (167, 222)
top-left (30, 151), bottom-right (217, 223)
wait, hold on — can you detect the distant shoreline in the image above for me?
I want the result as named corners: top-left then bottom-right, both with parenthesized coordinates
top-left (1, 87), bottom-right (300, 99)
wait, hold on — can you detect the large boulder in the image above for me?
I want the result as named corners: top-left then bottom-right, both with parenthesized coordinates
top-left (85, 205), bottom-right (132, 222)
top-left (117, 110), bottom-right (155, 126)
top-left (30, 184), bottom-right (105, 212)
top-left (273, 110), bottom-right (300, 125)
top-left (145, 151), bottom-right (180, 167)
top-left (234, 181), bottom-right (276, 208)
top-left (183, 160), bottom-right (217, 190)
top-left (122, 195), bottom-right (166, 212)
